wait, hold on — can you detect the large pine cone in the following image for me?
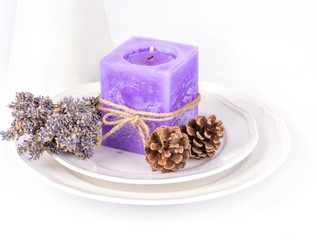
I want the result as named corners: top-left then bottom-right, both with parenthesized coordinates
top-left (144, 126), bottom-right (190, 173)
top-left (180, 114), bottom-right (224, 159)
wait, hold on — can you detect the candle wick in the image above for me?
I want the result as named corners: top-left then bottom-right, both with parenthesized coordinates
top-left (147, 56), bottom-right (154, 61)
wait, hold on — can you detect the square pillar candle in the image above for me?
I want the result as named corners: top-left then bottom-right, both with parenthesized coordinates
top-left (100, 36), bottom-right (199, 154)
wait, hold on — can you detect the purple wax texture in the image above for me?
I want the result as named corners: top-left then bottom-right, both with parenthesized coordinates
top-left (100, 36), bottom-right (199, 154)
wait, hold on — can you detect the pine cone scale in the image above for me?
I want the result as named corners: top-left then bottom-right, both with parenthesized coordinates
top-left (150, 142), bottom-right (161, 151)
top-left (186, 126), bottom-right (196, 136)
top-left (146, 152), bottom-right (159, 163)
top-left (171, 153), bottom-right (183, 163)
top-left (196, 131), bottom-right (204, 140)
top-left (158, 158), bottom-right (167, 166)
top-left (165, 160), bottom-right (175, 169)
top-left (162, 149), bottom-right (172, 158)
top-left (193, 138), bottom-right (203, 148)
top-left (204, 131), bottom-right (212, 138)
top-left (204, 141), bottom-right (215, 150)
top-left (192, 146), bottom-right (203, 154)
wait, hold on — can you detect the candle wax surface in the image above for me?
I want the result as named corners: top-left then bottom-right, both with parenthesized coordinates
top-left (125, 51), bottom-right (176, 66)
top-left (100, 36), bottom-right (199, 155)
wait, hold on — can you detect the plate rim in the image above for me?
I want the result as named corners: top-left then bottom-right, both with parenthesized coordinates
top-left (48, 84), bottom-right (259, 184)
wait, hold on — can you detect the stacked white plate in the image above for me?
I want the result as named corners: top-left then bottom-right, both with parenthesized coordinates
top-left (17, 81), bottom-right (291, 205)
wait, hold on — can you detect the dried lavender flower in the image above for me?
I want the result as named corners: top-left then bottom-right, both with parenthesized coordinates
top-left (1, 92), bottom-right (102, 160)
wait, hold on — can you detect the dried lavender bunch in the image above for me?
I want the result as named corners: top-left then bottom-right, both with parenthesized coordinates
top-left (1, 92), bottom-right (54, 141)
top-left (1, 92), bottom-right (102, 160)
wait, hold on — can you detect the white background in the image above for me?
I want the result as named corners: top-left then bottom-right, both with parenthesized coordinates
top-left (0, 0), bottom-right (316, 239)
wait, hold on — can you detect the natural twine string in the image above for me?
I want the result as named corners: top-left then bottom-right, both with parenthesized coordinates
top-left (97, 93), bottom-right (201, 146)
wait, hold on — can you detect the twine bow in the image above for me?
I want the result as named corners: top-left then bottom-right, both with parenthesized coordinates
top-left (97, 93), bottom-right (201, 146)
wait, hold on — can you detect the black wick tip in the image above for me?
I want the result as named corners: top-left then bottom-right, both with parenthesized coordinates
top-left (147, 56), bottom-right (154, 61)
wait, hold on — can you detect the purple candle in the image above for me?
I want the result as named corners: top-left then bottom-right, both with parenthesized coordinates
top-left (100, 36), bottom-right (199, 154)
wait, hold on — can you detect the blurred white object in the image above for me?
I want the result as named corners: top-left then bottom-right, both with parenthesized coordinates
top-left (7, 0), bottom-right (112, 93)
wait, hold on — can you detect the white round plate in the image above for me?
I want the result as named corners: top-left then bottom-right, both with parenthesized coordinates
top-left (16, 81), bottom-right (291, 205)
top-left (49, 84), bottom-right (258, 184)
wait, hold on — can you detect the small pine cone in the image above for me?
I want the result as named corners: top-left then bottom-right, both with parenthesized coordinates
top-left (144, 126), bottom-right (190, 173)
top-left (180, 114), bottom-right (224, 159)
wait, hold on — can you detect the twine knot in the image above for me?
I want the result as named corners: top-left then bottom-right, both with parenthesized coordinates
top-left (130, 114), bottom-right (140, 125)
top-left (97, 93), bottom-right (201, 146)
